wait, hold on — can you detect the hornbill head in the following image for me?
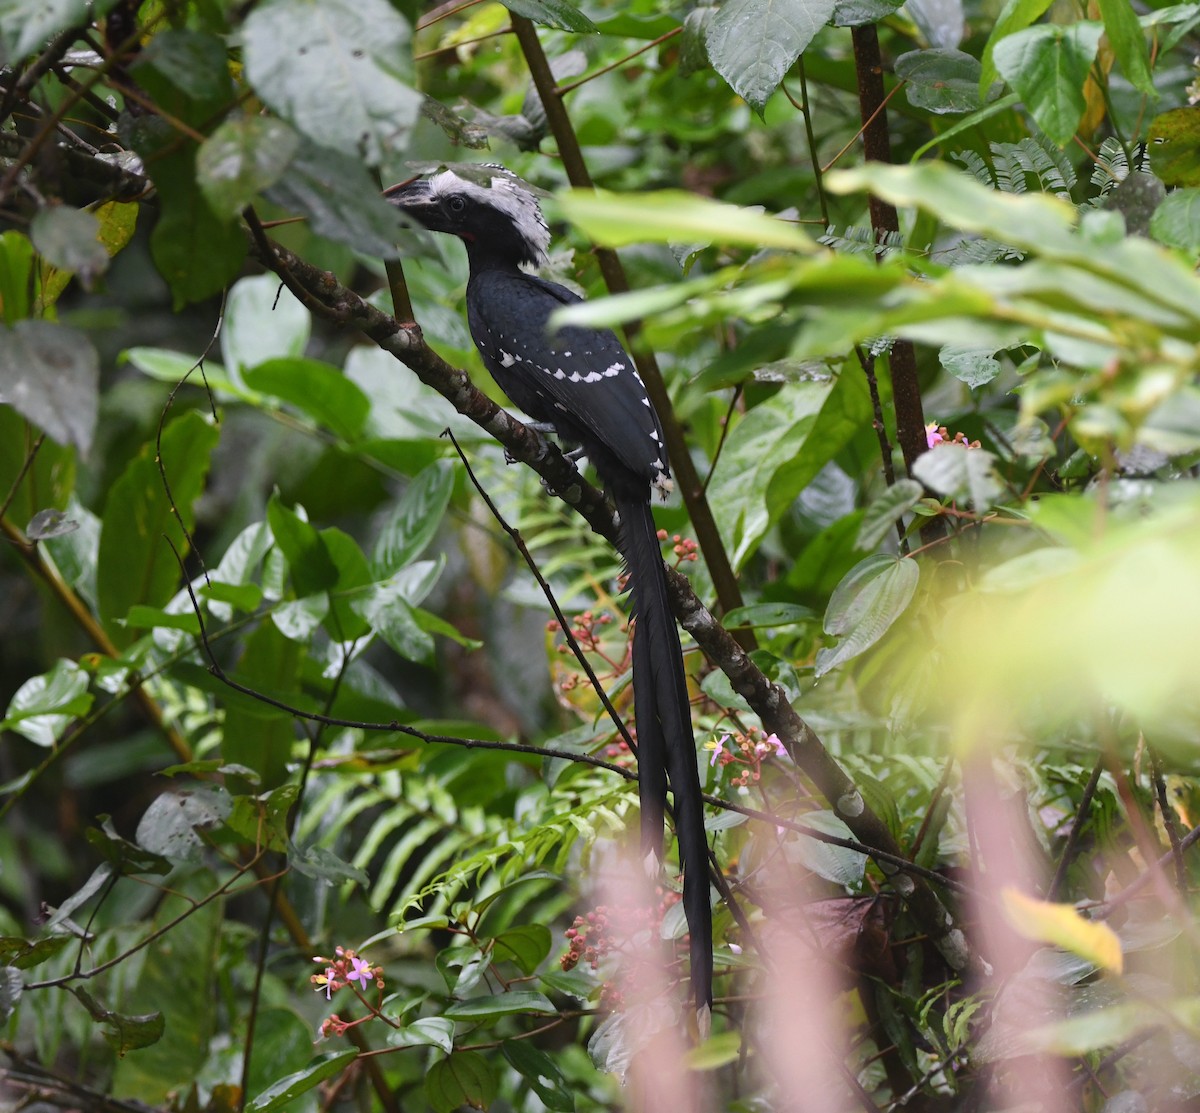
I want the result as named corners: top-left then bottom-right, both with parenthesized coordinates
top-left (384, 166), bottom-right (551, 268)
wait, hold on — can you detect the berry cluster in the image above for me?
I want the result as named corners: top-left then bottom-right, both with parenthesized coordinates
top-left (560, 890), bottom-right (684, 1010)
top-left (657, 528), bottom-right (699, 567)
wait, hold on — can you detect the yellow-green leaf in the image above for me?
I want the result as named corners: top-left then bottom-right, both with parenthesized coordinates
top-left (1001, 888), bottom-right (1123, 973)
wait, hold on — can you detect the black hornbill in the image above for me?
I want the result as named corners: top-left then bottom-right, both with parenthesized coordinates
top-left (385, 166), bottom-right (712, 1014)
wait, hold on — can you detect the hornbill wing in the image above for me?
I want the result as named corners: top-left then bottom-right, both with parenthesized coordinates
top-left (465, 270), bottom-right (671, 498)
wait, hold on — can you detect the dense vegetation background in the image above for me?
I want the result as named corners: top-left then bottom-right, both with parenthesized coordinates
top-left (2, 0), bottom-right (1200, 1109)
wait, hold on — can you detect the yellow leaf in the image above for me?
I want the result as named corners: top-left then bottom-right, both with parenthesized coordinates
top-left (1001, 887), bottom-right (1123, 974)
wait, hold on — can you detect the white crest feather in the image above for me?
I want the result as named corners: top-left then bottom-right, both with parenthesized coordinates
top-left (427, 167), bottom-right (550, 266)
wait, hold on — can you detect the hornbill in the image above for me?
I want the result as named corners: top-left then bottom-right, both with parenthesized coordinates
top-left (385, 166), bottom-right (712, 1015)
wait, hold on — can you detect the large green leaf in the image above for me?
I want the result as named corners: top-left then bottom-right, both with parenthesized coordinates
top-left (0, 0), bottom-right (89, 62)
top-left (129, 30), bottom-right (233, 128)
top-left (196, 116), bottom-right (300, 218)
top-left (244, 358), bottom-right (370, 442)
top-left (1149, 107), bottom-right (1200, 188)
top-left (1095, 0), bottom-right (1155, 97)
top-left (709, 379), bottom-right (834, 569)
top-left (978, 0), bottom-right (1055, 95)
top-left (814, 553), bottom-right (919, 676)
top-left (991, 22), bottom-right (1104, 147)
top-left (0, 320), bottom-right (99, 454)
top-left (499, 0), bottom-right (597, 32)
top-left (243, 0), bottom-right (421, 166)
top-left (371, 462), bottom-right (455, 578)
top-left (705, 0), bottom-right (835, 112)
top-left (245, 1050), bottom-right (358, 1112)
top-left (111, 872), bottom-right (222, 1101)
top-left (826, 160), bottom-right (1077, 254)
top-left (558, 188), bottom-right (814, 251)
top-left (96, 411), bottom-right (219, 646)
top-left (1, 658), bottom-right (93, 746)
top-left (222, 620), bottom-right (303, 790)
top-left (896, 49), bottom-right (981, 114)
top-left (426, 1052), bottom-right (498, 1113)
top-left (501, 1040), bottom-right (574, 1111)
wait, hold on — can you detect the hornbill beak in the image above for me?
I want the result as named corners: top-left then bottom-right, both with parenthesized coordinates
top-left (383, 177), bottom-right (434, 212)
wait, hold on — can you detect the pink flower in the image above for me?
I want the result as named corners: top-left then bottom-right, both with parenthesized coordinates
top-left (706, 734), bottom-right (730, 766)
top-left (765, 733), bottom-right (786, 757)
top-left (346, 955), bottom-right (374, 988)
top-left (925, 423), bottom-right (946, 448)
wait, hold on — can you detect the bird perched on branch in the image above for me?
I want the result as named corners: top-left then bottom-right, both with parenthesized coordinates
top-left (385, 165), bottom-right (711, 1016)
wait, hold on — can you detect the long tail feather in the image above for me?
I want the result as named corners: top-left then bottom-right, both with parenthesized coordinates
top-left (618, 494), bottom-right (713, 1011)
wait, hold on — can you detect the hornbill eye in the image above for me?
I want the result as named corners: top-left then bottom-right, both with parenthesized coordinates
top-left (447, 195), bottom-right (466, 213)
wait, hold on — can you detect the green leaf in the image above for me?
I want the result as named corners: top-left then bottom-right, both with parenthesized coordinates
top-left (244, 358), bottom-right (371, 442)
top-left (855, 480), bottom-right (924, 550)
top-left (1, 658), bottom-right (93, 746)
top-left (1142, 187), bottom-right (1200, 251)
top-left (826, 161), bottom-right (1077, 254)
top-left (288, 839), bottom-right (370, 885)
top-left (978, 0), bottom-right (1054, 95)
top-left (790, 812), bottom-right (869, 883)
top-left (765, 364), bottom-right (873, 536)
top-left (490, 924), bottom-right (552, 974)
top-left (243, 0), bottom-right (421, 166)
top-left (244, 1009), bottom-right (321, 1102)
top-left (814, 554), bottom-right (919, 676)
top-left (991, 22), bottom-right (1104, 147)
top-left (709, 379), bottom-right (835, 569)
top-left (721, 602), bottom-right (816, 629)
top-left (264, 137), bottom-right (412, 257)
top-left (832, 0), bottom-right (904, 27)
top-left (389, 1015), bottom-right (456, 1053)
top-left (0, 934), bottom-right (72, 971)
top-left (1096, 0), bottom-right (1155, 96)
top-left (222, 619), bottom-right (303, 791)
top-left (70, 986), bottom-right (165, 1055)
top-left (96, 411), bottom-right (219, 647)
top-left (131, 127), bottom-right (246, 309)
top-left (0, 0), bottom-right (86, 62)
top-left (685, 1030), bottom-right (743, 1070)
top-left (912, 443), bottom-right (1003, 508)
top-left (940, 343), bottom-right (1001, 388)
top-left (111, 873), bottom-right (221, 1098)
top-left (0, 230), bottom-right (34, 323)
top-left (196, 116), bottom-right (300, 217)
top-left (1149, 107), bottom-right (1200, 188)
top-left (245, 1050), bottom-right (358, 1112)
top-left (0, 320), bottom-right (99, 453)
top-left (135, 784), bottom-right (231, 862)
top-left (705, 0), bottom-right (835, 112)
top-left (444, 990), bottom-right (558, 1019)
top-left (499, 0), bottom-right (597, 33)
top-left (267, 495), bottom-right (338, 595)
top-left (895, 49), bottom-right (981, 115)
top-left (501, 1040), bottom-right (575, 1110)
top-left (124, 604), bottom-right (201, 633)
top-left (558, 188), bottom-right (813, 251)
top-left (372, 462), bottom-right (455, 577)
top-left (354, 584), bottom-right (434, 663)
top-left (221, 273), bottom-right (312, 378)
top-left (30, 206), bottom-right (109, 285)
top-left (426, 1052), bottom-right (498, 1113)
top-left (129, 30), bottom-right (233, 127)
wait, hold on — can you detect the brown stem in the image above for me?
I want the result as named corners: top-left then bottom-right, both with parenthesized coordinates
top-left (510, 14), bottom-right (754, 651)
top-left (849, 26), bottom-right (930, 489)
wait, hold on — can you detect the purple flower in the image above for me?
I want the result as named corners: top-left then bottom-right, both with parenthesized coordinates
top-left (314, 967), bottom-right (335, 999)
top-left (346, 955), bottom-right (373, 988)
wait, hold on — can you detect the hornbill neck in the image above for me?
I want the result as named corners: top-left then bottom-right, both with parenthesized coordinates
top-left (462, 241), bottom-right (524, 278)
